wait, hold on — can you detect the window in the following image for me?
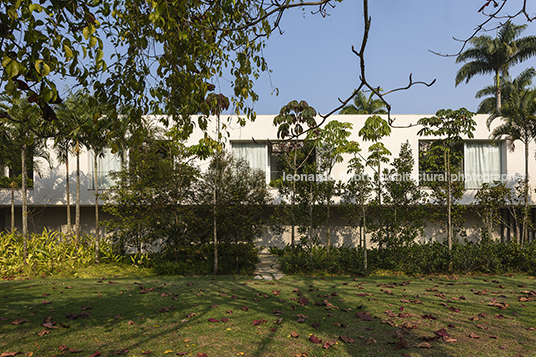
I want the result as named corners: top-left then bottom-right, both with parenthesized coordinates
top-left (89, 148), bottom-right (122, 189)
top-left (464, 142), bottom-right (504, 189)
top-left (231, 141), bottom-right (268, 182)
top-left (419, 140), bottom-right (505, 189)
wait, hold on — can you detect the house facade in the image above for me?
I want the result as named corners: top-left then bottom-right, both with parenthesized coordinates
top-left (0, 114), bottom-right (534, 246)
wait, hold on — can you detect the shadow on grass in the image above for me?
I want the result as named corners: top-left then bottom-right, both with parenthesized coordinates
top-left (5, 275), bottom-right (528, 356)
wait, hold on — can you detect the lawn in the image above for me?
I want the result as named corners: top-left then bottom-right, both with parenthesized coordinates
top-left (1, 273), bottom-right (535, 357)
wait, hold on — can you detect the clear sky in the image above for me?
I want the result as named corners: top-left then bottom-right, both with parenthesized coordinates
top-left (213, 0), bottom-right (536, 116)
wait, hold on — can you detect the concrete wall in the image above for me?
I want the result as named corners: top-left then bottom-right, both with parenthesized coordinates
top-left (1, 114), bottom-right (534, 243)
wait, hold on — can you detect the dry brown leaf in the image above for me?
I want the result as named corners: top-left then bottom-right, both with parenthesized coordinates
top-left (37, 329), bottom-right (50, 337)
top-left (10, 318), bottom-right (29, 325)
top-left (365, 337), bottom-right (376, 345)
top-left (414, 342), bottom-right (432, 348)
top-left (290, 331), bottom-right (300, 338)
top-left (0, 353), bottom-right (21, 357)
top-left (396, 338), bottom-right (409, 349)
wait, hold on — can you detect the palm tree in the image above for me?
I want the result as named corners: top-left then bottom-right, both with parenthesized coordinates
top-left (0, 97), bottom-right (50, 263)
top-left (487, 88), bottom-right (536, 246)
top-left (55, 91), bottom-right (93, 246)
top-left (340, 90), bottom-right (387, 115)
top-left (476, 67), bottom-right (536, 113)
top-left (456, 22), bottom-right (536, 111)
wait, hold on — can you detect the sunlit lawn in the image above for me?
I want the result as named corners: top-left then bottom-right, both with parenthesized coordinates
top-left (1, 273), bottom-right (536, 357)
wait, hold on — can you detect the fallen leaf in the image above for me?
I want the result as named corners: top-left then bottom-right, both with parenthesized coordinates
top-left (339, 335), bottom-right (355, 343)
top-left (469, 333), bottom-right (480, 339)
top-left (59, 345), bottom-right (68, 352)
top-left (0, 353), bottom-right (21, 357)
top-left (356, 312), bottom-right (372, 321)
top-left (396, 338), bottom-right (409, 349)
top-left (113, 349), bottom-right (128, 355)
top-left (309, 335), bottom-right (322, 344)
top-left (290, 331), bottom-right (299, 338)
top-left (365, 337), bottom-right (377, 345)
top-left (414, 342), bottom-right (432, 348)
top-left (37, 329), bottom-right (50, 337)
top-left (141, 351), bottom-right (152, 355)
top-left (10, 318), bottom-right (29, 325)
top-left (444, 337), bottom-right (457, 343)
top-left (322, 340), bottom-right (336, 349)
top-left (435, 328), bottom-right (449, 337)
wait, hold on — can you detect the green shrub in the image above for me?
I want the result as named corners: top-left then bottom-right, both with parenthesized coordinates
top-left (275, 241), bottom-right (536, 276)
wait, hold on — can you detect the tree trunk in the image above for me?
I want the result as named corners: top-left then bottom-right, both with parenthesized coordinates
top-left (446, 147), bottom-right (452, 251)
top-left (10, 181), bottom-right (15, 232)
top-left (362, 203), bottom-right (367, 271)
top-left (21, 143), bottom-right (28, 264)
top-left (65, 148), bottom-right (72, 236)
top-left (94, 154), bottom-right (100, 263)
top-left (522, 140), bottom-right (529, 247)
top-left (75, 142), bottom-right (81, 247)
top-left (496, 70), bottom-right (501, 111)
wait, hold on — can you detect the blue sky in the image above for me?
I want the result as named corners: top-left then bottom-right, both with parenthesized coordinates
top-left (215, 0), bottom-right (536, 116)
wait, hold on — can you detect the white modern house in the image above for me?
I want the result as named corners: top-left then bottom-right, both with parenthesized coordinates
top-left (0, 114), bottom-right (534, 246)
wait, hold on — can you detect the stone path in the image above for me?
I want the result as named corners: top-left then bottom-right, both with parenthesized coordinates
top-left (253, 249), bottom-right (285, 280)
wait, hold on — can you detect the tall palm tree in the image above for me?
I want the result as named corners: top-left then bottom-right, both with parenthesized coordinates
top-left (0, 97), bottom-right (50, 263)
top-left (340, 90), bottom-right (387, 115)
top-left (487, 88), bottom-right (536, 246)
top-left (476, 67), bottom-right (536, 113)
top-left (456, 22), bottom-right (536, 111)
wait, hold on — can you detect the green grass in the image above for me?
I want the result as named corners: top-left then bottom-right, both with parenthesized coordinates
top-left (1, 273), bottom-right (536, 357)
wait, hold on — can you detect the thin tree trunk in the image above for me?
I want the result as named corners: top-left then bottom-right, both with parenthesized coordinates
top-left (65, 149), bottom-right (72, 236)
top-left (75, 142), bottom-right (80, 246)
top-left (94, 154), bottom-right (100, 263)
top-left (21, 143), bottom-right (28, 264)
top-left (496, 70), bottom-right (501, 111)
top-left (10, 181), bottom-right (15, 232)
top-left (213, 114), bottom-right (220, 275)
top-left (362, 203), bottom-right (367, 271)
top-left (446, 147), bottom-right (452, 251)
top-left (522, 140), bottom-right (529, 247)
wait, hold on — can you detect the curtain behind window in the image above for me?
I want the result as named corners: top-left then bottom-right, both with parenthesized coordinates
top-left (464, 142), bottom-right (501, 189)
top-left (89, 148), bottom-right (122, 189)
top-left (232, 142), bottom-right (267, 174)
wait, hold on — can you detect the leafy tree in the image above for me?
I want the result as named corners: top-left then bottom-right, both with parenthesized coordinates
top-left (308, 120), bottom-right (353, 251)
top-left (359, 115), bottom-right (391, 205)
top-left (340, 141), bottom-right (371, 270)
top-left (374, 141), bottom-right (426, 248)
top-left (476, 67), bottom-right (536, 114)
top-left (487, 87), bottom-right (536, 246)
top-left (340, 89), bottom-right (387, 115)
top-left (474, 181), bottom-right (515, 242)
top-left (456, 21), bottom-right (536, 110)
top-left (102, 132), bottom-right (199, 255)
top-left (272, 100), bottom-right (317, 246)
top-left (0, 97), bottom-right (50, 263)
top-left (195, 153), bottom-right (271, 273)
top-left (418, 108), bottom-right (476, 250)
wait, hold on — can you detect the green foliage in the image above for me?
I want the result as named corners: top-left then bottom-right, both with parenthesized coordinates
top-left (195, 153), bottom-right (271, 245)
top-left (0, 229), bottom-right (118, 278)
top-left (340, 89), bottom-right (387, 115)
top-left (273, 100), bottom-right (317, 139)
top-left (369, 142), bottom-right (426, 248)
top-left (474, 181), bottom-right (515, 241)
top-left (102, 135), bottom-right (200, 253)
top-left (152, 243), bottom-right (259, 275)
top-left (276, 241), bottom-right (536, 276)
top-left (0, 174), bottom-right (32, 188)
